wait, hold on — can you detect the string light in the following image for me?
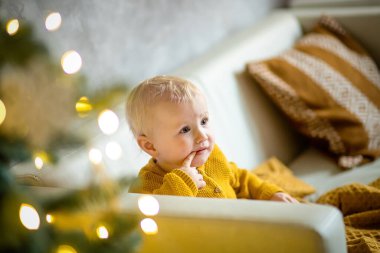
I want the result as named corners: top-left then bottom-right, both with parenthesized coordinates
top-left (19, 203), bottom-right (40, 230)
top-left (89, 148), bottom-right (102, 164)
top-left (6, 19), bottom-right (19, 35)
top-left (75, 96), bottom-right (93, 117)
top-left (33, 151), bottom-right (49, 170)
top-left (140, 218), bottom-right (158, 235)
top-left (61, 50), bottom-right (82, 74)
top-left (45, 12), bottom-right (62, 31)
top-left (46, 214), bottom-right (54, 223)
top-left (0, 99), bottom-right (6, 125)
top-left (96, 225), bottom-right (109, 239)
top-left (56, 245), bottom-right (77, 253)
top-left (98, 109), bottom-right (119, 135)
top-left (34, 157), bottom-right (44, 170)
top-left (138, 195), bottom-right (159, 216)
top-left (105, 141), bottom-right (122, 160)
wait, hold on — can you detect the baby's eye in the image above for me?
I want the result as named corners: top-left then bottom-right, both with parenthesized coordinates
top-left (201, 117), bottom-right (208, 126)
top-left (179, 126), bottom-right (191, 134)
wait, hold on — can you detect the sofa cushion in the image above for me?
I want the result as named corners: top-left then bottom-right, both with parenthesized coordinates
top-left (289, 147), bottom-right (380, 201)
top-left (247, 15), bottom-right (380, 169)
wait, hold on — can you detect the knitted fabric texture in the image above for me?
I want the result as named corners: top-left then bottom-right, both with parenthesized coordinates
top-left (247, 15), bottom-right (380, 169)
top-left (317, 178), bottom-right (380, 253)
top-left (252, 157), bottom-right (315, 199)
top-left (129, 144), bottom-right (283, 200)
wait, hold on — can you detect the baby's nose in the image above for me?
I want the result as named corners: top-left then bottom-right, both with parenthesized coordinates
top-left (195, 129), bottom-right (208, 143)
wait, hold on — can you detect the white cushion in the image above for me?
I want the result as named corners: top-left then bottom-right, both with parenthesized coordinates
top-left (290, 148), bottom-right (380, 200)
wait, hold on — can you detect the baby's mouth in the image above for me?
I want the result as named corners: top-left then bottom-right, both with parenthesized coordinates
top-left (195, 147), bottom-right (208, 154)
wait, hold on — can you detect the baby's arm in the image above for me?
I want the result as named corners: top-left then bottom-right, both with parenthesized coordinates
top-left (229, 162), bottom-right (296, 201)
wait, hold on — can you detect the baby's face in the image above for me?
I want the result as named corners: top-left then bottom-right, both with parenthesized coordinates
top-left (148, 94), bottom-right (215, 171)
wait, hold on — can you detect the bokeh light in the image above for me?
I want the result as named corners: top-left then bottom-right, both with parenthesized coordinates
top-left (140, 218), bottom-right (158, 235)
top-left (75, 96), bottom-right (93, 117)
top-left (0, 99), bottom-right (6, 125)
top-left (89, 148), bottom-right (102, 164)
top-left (138, 195), bottom-right (159, 216)
top-left (105, 141), bottom-right (122, 160)
top-left (46, 214), bottom-right (54, 223)
top-left (56, 245), bottom-right (77, 253)
top-left (98, 109), bottom-right (119, 135)
top-left (19, 203), bottom-right (40, 230)
top-left (33, 151), bottom-right (49, 170)
top-left (6, 19), bottom-right (19, 35)
top-left (61, 50), bottom-right (82, 74)
top-left (45, 12), bottom-right (62, 31)
top-left (96, 225), bottom-right (109, 239)
top-left (34, 157), bottom-right (44, 170)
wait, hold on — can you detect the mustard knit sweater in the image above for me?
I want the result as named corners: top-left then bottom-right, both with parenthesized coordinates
top-left (129, 145), bottom-right (283, 200)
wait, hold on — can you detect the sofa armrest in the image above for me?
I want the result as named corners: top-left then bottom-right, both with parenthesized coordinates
top-left (120, 193), bottom-right (347, 253)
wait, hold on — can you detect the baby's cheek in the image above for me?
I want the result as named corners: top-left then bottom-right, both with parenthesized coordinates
top-left (208, 132), bottom-right (215, 144)
top-left (177, 139), bottom-right (193, 153)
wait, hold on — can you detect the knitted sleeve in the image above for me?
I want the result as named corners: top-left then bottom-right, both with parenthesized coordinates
top-left (130, 168), bottom-right (199, 196)
top-left (229, 162), bottom-right (283, 200)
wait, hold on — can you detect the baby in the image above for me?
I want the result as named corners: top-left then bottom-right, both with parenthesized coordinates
top-left (126, 75), bottom-right (297, 203)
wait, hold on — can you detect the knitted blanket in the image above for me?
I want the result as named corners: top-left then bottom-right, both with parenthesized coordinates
top-left (316, 178), bottom-right (380, 253)
top-left (253, 158), bottom-right (380, 252)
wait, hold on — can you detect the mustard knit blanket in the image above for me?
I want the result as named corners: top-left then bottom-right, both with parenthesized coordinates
top-left (316, 178), bottom-right (380, 253)
top-left (252, 159), bottom-right (380, 252)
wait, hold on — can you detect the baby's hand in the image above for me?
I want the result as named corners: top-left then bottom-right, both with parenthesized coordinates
top-left (270, 192), bottom-right (299, 203)
top-left (179, 152), bottom-right (206, 189)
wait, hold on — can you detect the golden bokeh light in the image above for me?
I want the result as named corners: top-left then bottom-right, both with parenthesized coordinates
top-left (19, 203), bottom-right (40, 230)
top-left (105, 141), bottom-right (122, 160)
top-left (138, 195), bottom-right (159, 216)
top-left (75, 96), bottom-right (93, 117)
top-left (96, 225), bottom-right (109, 239)
top-left (45, 12), bottom-right (62, 31)
top-left (98, 109), bottom-right (119, 135)
top-left (89, 148), bottom-right (102, 164)
top-left (0, 99), bottom-right (6, 125)
top-left (34, 157), bottom-right (44, 170)
top-left (61, 50), bottom-right (82, 74)
top-left (140, 218), bottom-right (158, 235)
top-left (33, 151), bottom-right (49, 170)
top-left (46, 214), bottom-right (54, 223)
top-left (6, 19), bottom-right (19, 35)
top-left (56, 245), bottom-right (77, 253)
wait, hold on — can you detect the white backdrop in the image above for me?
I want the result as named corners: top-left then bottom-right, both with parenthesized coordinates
top-left (1, 0), bottom-right (285, 90)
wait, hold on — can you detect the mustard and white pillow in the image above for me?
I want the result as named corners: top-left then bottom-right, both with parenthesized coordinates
top-left (247, 16), bottom-right (380, 169)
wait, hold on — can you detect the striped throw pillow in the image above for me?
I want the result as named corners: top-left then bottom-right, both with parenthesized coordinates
top-left (247, 16), bottom-right (380, 169)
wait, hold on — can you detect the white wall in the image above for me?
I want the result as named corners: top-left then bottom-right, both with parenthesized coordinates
top-left (1, 0), bottom-right (285, 90)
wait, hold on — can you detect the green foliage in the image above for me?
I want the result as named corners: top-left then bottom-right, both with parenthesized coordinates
top-left (0, 185), bottom-right (53, 253)
top-left (0, 135), bottom-right (31, 171)
top-left (0, 17), bottom-right (140, 253)
top-left (0, 20), bottom-right (46, 171)
top-left (0, 20), bottom-right (48, 69)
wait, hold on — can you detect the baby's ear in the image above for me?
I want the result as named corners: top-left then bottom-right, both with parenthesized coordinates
top-left (137, 135), bottom-right (157, 158)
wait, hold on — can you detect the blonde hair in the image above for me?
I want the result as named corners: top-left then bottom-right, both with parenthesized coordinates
top-left (126, 75), bottom-right (202, 137)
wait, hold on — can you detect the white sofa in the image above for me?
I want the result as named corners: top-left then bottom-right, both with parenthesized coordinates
top-left (13, 6), bottom-right (380, 253)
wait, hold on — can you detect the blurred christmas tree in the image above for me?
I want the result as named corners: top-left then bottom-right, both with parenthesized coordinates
top-left (0, 13), bottom-right (140, 253)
